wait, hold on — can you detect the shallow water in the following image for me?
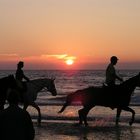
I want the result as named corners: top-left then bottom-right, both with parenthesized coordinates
top-left (34, 122), bottom-right (140, 140)
top-left (1, 70), bottom-right (140, 105)
top-left (1, 70), bottom-right (140, 139)
top-left (31, 105), bottom-right (140, 140)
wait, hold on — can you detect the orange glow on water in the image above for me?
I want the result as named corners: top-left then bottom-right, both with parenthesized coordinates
top-left (65, 111), bottom-right (75, 117)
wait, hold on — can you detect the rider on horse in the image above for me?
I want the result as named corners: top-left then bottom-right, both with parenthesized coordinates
top-left (15, 61), bottom-right (30, 94)
top-left (105, 56), bottom-right (123, 86)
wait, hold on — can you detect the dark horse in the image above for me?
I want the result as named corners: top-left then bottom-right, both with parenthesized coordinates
top-left (20, 78), bottom-right (57, 125)
top-left (59, 73), bottom-right (140, 126)
top-left (0, 75), bottom-right (17, 110)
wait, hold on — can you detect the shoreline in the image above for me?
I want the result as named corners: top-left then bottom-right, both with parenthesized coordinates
top-left (32, 105), bottom-right (140, 140)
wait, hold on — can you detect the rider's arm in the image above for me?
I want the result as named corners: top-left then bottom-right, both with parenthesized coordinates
top-left (23, 74), bottom-right (30, 82)
top-left (115, 74), bottom-right (123, 82)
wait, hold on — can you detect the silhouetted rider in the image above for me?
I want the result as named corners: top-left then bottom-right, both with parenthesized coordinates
top-left (105, 56), bottom-right (123, 86)
top-left (16, 61), bottom-right (30, 92)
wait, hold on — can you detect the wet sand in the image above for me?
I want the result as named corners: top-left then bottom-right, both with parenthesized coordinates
top-left (34, 121), bottom-right (140, 140)
top-left (26, 105), bottom-right (140, 140)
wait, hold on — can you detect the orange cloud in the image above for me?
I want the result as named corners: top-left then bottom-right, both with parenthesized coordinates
top-left (0, 53), bottom-right (18, 57)
top-left (41, 54), bottom-right (76, 61)
top-left (0, 53), bottom-right (19, 62)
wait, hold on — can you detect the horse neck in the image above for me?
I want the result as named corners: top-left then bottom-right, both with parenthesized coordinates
top-left (121, 76), bottom-right (138, 93)
top-left (31, 78), bottom-right (50, 92)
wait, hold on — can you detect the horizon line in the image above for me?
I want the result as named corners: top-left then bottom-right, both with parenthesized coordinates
top-left (0, 69), bottom-right (140, 71)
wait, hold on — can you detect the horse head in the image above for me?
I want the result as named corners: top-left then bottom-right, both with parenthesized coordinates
top-left (136, 72), bottom-right (140, 87)
top-left (45, 78), bottom-right (57, 96)
top-left (121, 73), bottom-right (140, 89)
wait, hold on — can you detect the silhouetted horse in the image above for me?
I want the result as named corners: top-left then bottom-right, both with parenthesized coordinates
top-left (0, 75), bottom-right (17, 110)
top-left (21, 78), bottom-right (57, 125)
top-left (59, 73), bottom-right (140, 126)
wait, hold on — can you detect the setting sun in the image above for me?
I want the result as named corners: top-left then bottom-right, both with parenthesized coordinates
top-left (65, 59), bottom-right (74, 65)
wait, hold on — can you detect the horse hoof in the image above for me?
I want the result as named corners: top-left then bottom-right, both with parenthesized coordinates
top-left (115, 120), bottom-right (119, 126)
top-left (37, 119), bottom-right (41, 125)
top-left (37, 120), bottom-right (41, 126)
top-left (73, 123), bottom-right (82, 127)
top-left (129, 121), bottom-right (133, 126)
top-left (116, 123), bottom-right (119, 126)
top-left (84, 123), bottom-right (88, 127)
top-left (37, 123), bottom-right (41, 127)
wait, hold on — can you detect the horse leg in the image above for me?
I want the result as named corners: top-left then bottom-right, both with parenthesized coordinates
top-left (122, 106), bottom-right (135, 126)
top-left (83, 105), bottom-right (95, 126)
top-left (78, 109), bottom-right (84, 125)
top-left (31, 102), bottom-right (41, 125)
top-left (0, 104), bottom-right (4, 110)
top-left (23, 103), bottom-right (28, 110)
top-left (0, 96), bottom-right (6, 110)
top-left (78, 105), bottom-right (94, 126)
top-left (0, 101), bottom-right (5, 110)
top-left (116, 108), bottom-right (122, 125)
top-left (58, 103), bottom-right (68, 113)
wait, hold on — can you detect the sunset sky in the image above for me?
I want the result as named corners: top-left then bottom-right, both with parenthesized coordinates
top-left (0, 0), bottom-right (140, 70)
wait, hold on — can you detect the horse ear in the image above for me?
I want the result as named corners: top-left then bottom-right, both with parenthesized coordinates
top-left (51, 77), bottom-right (55, 81)
top-left (52, 78), bottom-right (55, 81)
top-left (50, 76), bottom-right (55, 81)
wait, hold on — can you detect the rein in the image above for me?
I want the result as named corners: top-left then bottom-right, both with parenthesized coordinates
top-left (28, 79), bottom-right (50, 91)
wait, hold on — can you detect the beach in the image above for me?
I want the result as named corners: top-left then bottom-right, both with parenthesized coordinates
top-left (26, 105), bottom-right (140, 140)
top-left (2, 70), bottom-right (140, 139)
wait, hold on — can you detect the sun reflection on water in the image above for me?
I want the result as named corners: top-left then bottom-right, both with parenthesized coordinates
top-left (64, 111), bottom-right (76, 117)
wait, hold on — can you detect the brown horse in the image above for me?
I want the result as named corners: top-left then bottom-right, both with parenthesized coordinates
top-left (59, 73), bottom-right (140, 126)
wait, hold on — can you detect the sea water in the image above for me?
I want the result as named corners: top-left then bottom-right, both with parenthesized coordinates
top-left (0, 70), bottom-right (140, 105)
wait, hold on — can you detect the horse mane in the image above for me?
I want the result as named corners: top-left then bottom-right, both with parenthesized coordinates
top-left (29, 78), bottom-right (50, 84)
top-left (0, 74), bottom-right (14, 82)
top-left (120, 73), bottom-right (140, 87)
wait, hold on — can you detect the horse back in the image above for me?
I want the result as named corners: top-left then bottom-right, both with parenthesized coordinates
top-left (71, 86), bottom-right (131, 108)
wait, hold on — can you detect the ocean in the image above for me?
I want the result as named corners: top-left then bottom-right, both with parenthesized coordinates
top-left (0, 70), bottom-right (140, 106)
top-left (2, 70), bottom-right (140, 140)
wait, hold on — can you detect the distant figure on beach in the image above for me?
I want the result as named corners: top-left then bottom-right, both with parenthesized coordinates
top-left (0, 89), bottom-right (35, 140)
top-left (16, 61), bottom-right (30, 92)
top-left (105, 56), bottom-right (123, 86)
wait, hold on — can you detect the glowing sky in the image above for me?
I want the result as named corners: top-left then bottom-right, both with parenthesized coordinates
top-left (0, 0), bottom-right (140, 69)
